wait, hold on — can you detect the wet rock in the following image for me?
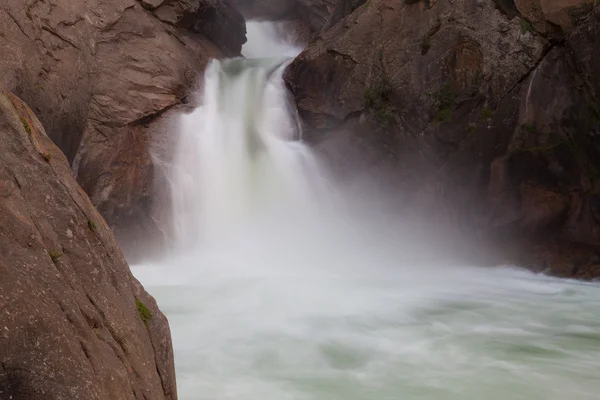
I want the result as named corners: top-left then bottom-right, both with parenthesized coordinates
top-left (286, 0), bottom-right (600, 278)
top-left (232, 0), bottom-right (366, 34)
top-left (0, 0), bottom-right (246, 261)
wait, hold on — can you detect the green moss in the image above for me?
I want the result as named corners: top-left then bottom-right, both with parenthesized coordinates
top-left (41, 152), bottom-right (51, 162)
top-left (430, 84), bottom-right (455, 124)
top-left (520, 123), bottom-right (537, 135)
top-left (434, 107), bottom-right (453, 123)
top-left (136, 298), bottom-right (153, 324)
top-left (519, 18), bottom-right (533, 33)
top-left (374, 107), bottom-right (394, 127)
top-left (516, 142), bottom-right (561, 153)
top-left (481, 108), bottom-right (494, 119)
top-left (515, 124), bottom-right (563, 153)
top-left (588, 102), bottom-right (600, 125)
top-left (363, 88), bottom-right (379, 109)
top-left (420, 16), bottom-right (441, 55)
top-left (48, 250), bottom-right (62, 264)
top-left (466, 124), bottom-right (478, 137)
top-left (20, 118), bottom-right (32, 136)
top-left (364, 78), bottom-right (395, 127)
top-left (472, 68), bottom-right (484, 90)
top-left (88, 219), bottom-right (97, 232)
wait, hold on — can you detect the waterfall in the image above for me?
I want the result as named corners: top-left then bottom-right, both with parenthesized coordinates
top-left (133, 21), bottom-right (600, 400)
top-left (169, 31), bottom-right (322, 248)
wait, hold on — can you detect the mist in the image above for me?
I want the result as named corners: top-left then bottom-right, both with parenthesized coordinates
top-left (133, 21), bottom-right (600, 400)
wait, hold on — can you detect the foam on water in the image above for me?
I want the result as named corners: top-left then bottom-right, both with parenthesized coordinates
top-left (134, 21), bottom-right (600, 400)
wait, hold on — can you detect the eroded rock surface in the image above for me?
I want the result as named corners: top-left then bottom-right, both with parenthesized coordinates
top-left (0, 0), bottom-right (246, 260)
top-left (286, 0), bottom-right (600, 278)
top-left (0, 90), bottom-right (176, 398)
top-left (232, 0), bottom-right (366, 34)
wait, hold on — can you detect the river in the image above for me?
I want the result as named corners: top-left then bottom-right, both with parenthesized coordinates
top-left (133, 21), bottom-right (600, 400)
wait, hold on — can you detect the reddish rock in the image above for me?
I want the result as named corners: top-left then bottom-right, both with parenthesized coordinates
top-left (286, 0), bottom-right (600, 278)
top-left (0, 90), bottom-right (176, 398)
top-left (0, 0), bottom-right (246, 261)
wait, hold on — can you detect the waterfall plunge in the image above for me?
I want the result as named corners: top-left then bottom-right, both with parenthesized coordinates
top-left (134, 21), bottom-right (600, 400)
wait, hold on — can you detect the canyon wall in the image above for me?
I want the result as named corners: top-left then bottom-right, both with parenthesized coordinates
top-left (0, 0), bottom-right (246, 260)
top-left (286, 0), bottom-right (600, 278)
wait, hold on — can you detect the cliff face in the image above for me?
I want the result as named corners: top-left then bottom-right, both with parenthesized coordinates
top-left (286, 0), bottom-right (600, 278)
top-left (0, 90), bottom-right (176, 398)
top-left (0, 0), bottom-right (246, 261)
top-left (232, 0), bottom-right (366, 34)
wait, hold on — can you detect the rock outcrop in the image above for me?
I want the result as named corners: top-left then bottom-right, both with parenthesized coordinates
top-left (0, 0), bottom-right (246, 261)
top-left (232, 0), bottom-right (366, 34)
top-left (0, 90), bottom-right (176, 398)
top-left (286, 0), bottom-right (600, 278)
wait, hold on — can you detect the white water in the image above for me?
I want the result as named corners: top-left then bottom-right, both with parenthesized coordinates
top-left (134, 22), bottom-right (600, 400)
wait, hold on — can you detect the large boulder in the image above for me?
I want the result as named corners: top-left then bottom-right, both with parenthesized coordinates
top-left (0, 90), bottom-right (176, 398)
top-left (0, 0), bottom-right (246, 261)
top-left (511, 0), bottom-right (596, 35)
top-left (286, 0), bottom-right (600, 278)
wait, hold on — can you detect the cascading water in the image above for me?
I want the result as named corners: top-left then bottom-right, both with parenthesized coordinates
top-left (134, 22), bottom-right (600, 400)
top-left (170, 56), bottom-right (320, 247)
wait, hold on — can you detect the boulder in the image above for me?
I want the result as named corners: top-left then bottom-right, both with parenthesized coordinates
top-left (0, 90), bottom-right (176, 398)
top-left (512, 0), bottom-right (595, 35)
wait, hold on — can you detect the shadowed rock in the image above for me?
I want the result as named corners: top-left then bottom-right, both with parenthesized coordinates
top-left (285, 0), bottom-right (600, 278)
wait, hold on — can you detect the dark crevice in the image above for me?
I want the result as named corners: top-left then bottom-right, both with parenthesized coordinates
top-left (326, 48), bottom-right (358, 64)
top-left (495, 43), bottom-right (557, 108)
top-left (41, 26), bottom-right (80, 50)
top-left (80, 341), bottom-right (95, 371)
top-left (491, 0), bottom-right (521, 19)
top-left (4, 10), bottom-right (33, 41)
top-left (134, 103), bottom-right (178, 127)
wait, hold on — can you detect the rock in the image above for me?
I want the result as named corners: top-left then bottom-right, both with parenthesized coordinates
top-left (231, 0), bottom-right (366, 34)
top-left (231, 0), bottom-right (298, 20)
top-left (286, 0), bottom-right (600, 278)
top-left (142, 0), bottom-right (166, 9)
top-left (0, 90), bottom-right (176, 398)
top-left (510, 0), bottom-right (596, 35)
top-left (566, 6), bottom-right (600, 97)
top-left (0, 0), bottom-right (246, 261)
top-left (540, 0), bottom-right (596, 31)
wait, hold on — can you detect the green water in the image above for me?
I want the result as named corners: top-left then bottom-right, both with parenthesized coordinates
top-left (136, 258), bottom-right (600, 400)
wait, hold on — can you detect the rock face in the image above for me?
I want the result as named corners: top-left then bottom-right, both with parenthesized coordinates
top-left (232, 0), bottom-right (366, 34)
top-left (0, 90), bottom-right (176, 398)
top-left (0, 0), bottom-right (246, 261)
top-left (286, 0), bottom-right (600, 278)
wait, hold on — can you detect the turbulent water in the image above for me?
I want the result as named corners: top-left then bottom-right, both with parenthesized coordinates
top-left (134, 22), bottom-right (600, 400)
